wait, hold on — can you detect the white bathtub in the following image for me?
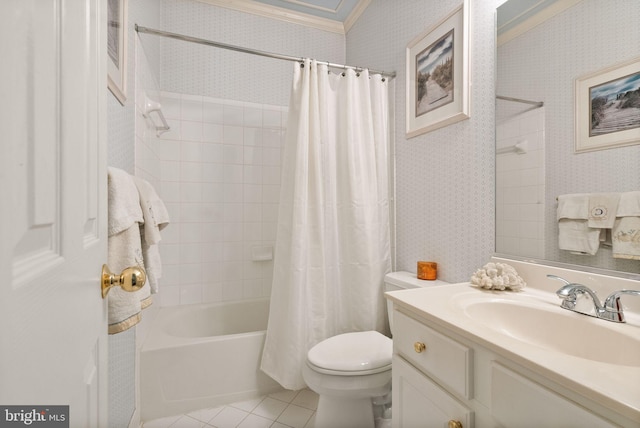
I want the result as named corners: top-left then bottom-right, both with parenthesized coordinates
top-left (140, 298), bottom-right (282, 421)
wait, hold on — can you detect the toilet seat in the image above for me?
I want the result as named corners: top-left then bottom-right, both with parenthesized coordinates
top-left (307, 331), bottom-right (392, 376)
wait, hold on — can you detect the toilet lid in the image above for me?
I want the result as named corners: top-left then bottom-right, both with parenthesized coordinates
top-left (307, 331), bottom-right (392, 372)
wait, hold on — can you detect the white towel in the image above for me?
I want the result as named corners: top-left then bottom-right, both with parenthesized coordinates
top-left (612, 191), bottom-right (640, 260)
top-left (557, 193), bottom-right (589, 221)
top-left (108, 167), bottom-right (143, 235)
top-left (557, 194), bottom-right (600, 255)
top-left (134, 177), bottom-right (170, 294)
top-left (108, 225), bottom-right (146, 333)
top-left (588, 193), bottom-right (620, 229)
top-left (107, 168), bottom-right (151, 334)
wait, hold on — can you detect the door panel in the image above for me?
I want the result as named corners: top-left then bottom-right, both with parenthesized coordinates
top-left (0, 1), bottom-right (108, 427)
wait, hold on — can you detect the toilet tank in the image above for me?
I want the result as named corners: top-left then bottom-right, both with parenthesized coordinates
top-left (384, 271), bottom-right (449, 335)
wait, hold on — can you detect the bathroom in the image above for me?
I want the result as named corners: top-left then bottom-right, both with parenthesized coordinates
top-left (2, 0), bottom-right (638, 427)
top-left (112, 1), bottom-right (495, 423)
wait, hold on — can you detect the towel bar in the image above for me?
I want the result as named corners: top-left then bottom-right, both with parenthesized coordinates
top-left (143, 95), bottom-right (171, 137)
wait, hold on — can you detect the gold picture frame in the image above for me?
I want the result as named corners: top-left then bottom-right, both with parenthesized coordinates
top-left (575, 56), bottom-right (640, 153)
top-left (406, 1), bottom-right (470, 138)
top-left (107, 0), bottom-right (127, 105)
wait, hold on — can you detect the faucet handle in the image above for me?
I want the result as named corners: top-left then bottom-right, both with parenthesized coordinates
top-left (603, 290), bottom-right (640, 323)
top-left (548, 275), bottom-right (580, 302)
top-left (547, 274), bottom-right (571, 286)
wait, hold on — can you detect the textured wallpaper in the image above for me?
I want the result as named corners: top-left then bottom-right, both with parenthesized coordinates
top-left (346, 0), bottom-right (499, 282)
top-left (107, 0), bottom-right (161, 427)
top-left (158, 0), bottom-right (346, 106)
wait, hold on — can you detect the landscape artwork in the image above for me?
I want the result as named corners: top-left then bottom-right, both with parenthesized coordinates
top-left (589, 71), bottom-right (640, 136)
top-left (415, 30), bottom-right (454, 117)
top-left (405, 2), bottom-right (469, 138)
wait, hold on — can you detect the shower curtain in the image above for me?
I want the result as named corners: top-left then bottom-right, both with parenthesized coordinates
top-left (260, 59), bottom-right (392, 390)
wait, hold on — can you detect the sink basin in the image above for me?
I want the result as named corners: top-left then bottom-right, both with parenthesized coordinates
top-left (458, 296), bottom-right (640, 367)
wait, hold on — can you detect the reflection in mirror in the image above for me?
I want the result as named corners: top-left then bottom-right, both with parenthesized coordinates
top-left (496, 0), bottom-right (640, 274)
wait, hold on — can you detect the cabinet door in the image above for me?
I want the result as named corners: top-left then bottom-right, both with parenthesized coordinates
top-left (491, 363), bottom-right (614, 427)
top-left (393, 355), bottom-right (473, 428)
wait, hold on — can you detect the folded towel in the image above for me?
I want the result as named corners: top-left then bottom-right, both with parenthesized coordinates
top-left (617, 191), bottom-right (640, 217)
top-left (108, 167), bottom-right (144, 235)
top-left (588, 193), bottom-right (620, 229)
top-left (107, 168), bottom-right (151, 334)
top-left (557, 193), bottom-right (589, 220)
top-left (108, 224), bottom-right (147, 334)
top-left (558, 218), bottom-right (601, 255)
top-left (557, 194), bottom-right (600, 254)
top-left (612, 191), bottom-right (640, 260)
top-left (134, 177), bottom-right (170, 294)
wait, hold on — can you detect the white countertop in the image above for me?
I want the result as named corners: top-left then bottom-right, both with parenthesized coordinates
top-left (386, 282), bottom-right (640, 424)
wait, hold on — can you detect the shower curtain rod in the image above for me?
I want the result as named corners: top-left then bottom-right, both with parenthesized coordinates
top-left (496, 95), bottom-right (544, 107)
top-left (135, 25), bottom-right (396, 79)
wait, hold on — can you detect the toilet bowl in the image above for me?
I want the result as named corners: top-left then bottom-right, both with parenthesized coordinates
top-left (303, 271), bottom-right (449, 428)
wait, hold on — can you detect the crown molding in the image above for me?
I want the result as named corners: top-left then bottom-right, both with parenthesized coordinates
top-left (195, 0), bottom-right (346, 34)
top-left (344, 0), bottom-right (370, 33)
top-left (498, 0), bottom-right (582, 46)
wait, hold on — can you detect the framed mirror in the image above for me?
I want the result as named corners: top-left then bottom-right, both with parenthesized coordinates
top-left (495, 0), bottom-right (640, 274)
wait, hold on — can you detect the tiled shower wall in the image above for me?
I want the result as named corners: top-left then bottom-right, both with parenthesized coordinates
top-left (496, 107), bottom-right (545, 259)
top-left (154, 92), bottom-right (287, 307)
top-left (149, 0), bottom-right (346, 307)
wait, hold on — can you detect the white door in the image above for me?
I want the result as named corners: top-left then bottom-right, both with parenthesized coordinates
top-left (0, 1), bottom-right (108, 427)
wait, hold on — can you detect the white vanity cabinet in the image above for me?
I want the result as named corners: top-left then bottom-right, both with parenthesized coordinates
top-left (391, 308), bottom-right (621, 428)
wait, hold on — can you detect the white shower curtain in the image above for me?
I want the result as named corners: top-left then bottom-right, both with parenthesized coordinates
top-left (260, 59), bottom-right (392, 390)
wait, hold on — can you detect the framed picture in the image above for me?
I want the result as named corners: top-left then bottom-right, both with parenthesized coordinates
top-left (406, 1), bottom-right (470, 138)
top-left (575, 56), bottom-right (640, 153)
top-left (107, 0), bottom-right (127, 105)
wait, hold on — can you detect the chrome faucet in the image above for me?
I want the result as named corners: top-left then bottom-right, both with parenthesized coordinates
top-left (603, 290), bottom-right (640, 323)
top-left (547, 275), bottom-right (640, 323)
top-left (548, 275), bottom-right (605, 318)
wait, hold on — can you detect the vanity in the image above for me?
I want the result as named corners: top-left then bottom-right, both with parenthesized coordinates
top-left (385, 258), bottom-right (640, 427)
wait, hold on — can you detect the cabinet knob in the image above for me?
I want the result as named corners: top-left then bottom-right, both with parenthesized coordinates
top-left (448, 420), bottom-right (463, 428)
top-left (414, 341), bottom-right (426, 353)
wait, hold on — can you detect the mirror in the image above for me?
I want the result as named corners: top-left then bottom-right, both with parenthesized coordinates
top-left (496, 0), bottom-right (639, 274)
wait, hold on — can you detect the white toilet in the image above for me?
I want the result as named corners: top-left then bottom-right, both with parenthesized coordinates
top-left (302, 271), bottom-right (449, 428)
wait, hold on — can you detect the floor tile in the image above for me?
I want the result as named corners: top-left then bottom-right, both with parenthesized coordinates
top-left (187, 406), bottom-right (224, 423)
top-left (268, 389), bottom-right (297, 403)
top-left (208, 406), bottom-right (250, 428)
top-left (276, 404), bottom-right (314, 428)
top-left (142, 389), bottom-right (316, 428)
top-left (170, 415), bottom-right (208, 428)
top-left (228, 396), bottom-right (265, 413)
top-left (236, 413), bottom-right (273, 428)
top-left (291, 389), bottom-right (319, 411)
top-left (251, 397), bottom-right (288, 420)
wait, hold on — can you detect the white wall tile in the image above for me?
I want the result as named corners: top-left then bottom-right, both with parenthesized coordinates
top-left (244, 107), bottom-right (263, 127)
top-left (203, 123), bottom-right (223, 143)
top-left (223, 126), bottom-right (244, 145)
top-left (154, 92), bottom-right (286, 307)
top-left (181, 98), bottom-right (203, 121)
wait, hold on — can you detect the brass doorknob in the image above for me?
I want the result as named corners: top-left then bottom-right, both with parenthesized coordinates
top-left (414, 341), bottom-right (426, 353)
top-left (448, 420), bottom-right (463, 428)
top-left (101, 264), bottom-right (146, 298)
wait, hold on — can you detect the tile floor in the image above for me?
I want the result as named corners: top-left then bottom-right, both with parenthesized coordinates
top-left (142, 389), bottom-right (319, 428)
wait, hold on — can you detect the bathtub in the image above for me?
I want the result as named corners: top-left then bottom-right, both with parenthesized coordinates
top-left (140, 298), bottom-right (282, 421)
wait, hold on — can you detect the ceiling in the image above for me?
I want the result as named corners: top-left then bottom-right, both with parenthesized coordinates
top-left (196, 0), bottom-right (371, 33)
top-left (497, 0), bottom-right (582, 45)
